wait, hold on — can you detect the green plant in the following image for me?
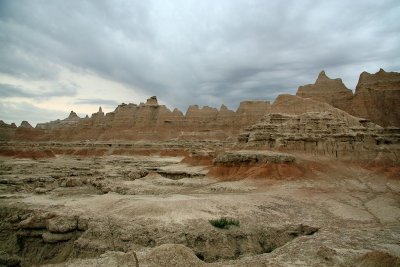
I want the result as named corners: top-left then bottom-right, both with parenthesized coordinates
top-left (209, 217), bottom-right (240, 229)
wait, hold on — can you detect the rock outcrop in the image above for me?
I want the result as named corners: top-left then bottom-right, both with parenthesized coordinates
top-left (238, 112), bottom-right (400, 161)
top-left (350, 69), bottom-right (400, 127)
top-left (270, 94), bottom-right (351, 117)
top-left (296, 71), bottom-right (353, 111)
top-left (296, 69), bottom-right (400, 127)
top-left (1, 68), bottom-right (399, 142)
top-left (19, 121), bottom-right (33, 128)
top-left (213, 150), bottom-right (296, 165)
top-left (3, 97), bottom-right (270, 141)
top-left (36, 110), bottom-right (81, 130)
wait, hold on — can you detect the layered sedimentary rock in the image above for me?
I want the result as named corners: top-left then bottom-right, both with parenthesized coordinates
top-left (238, 112), bottom-right (400, 161)
top-left (227, 83), bottom-right (400, 165)
top-left (296, 69), bottom-right (400, 127)
top-left (2, 68), bottom-right (399, 142)
top-left (37, 111), bottom-right (81, 130)
top-left (3, 97), bottom-right (270, 141)
top-left (15, 120), bottom-right (41, 140)
top-left (209, 150), bottom-right (302, 179)
top-left (270, 94), bottom-right (352, 117)
top-left (296, 71), bottom-right (353, 111)
top-left (350, 69), bottom-right (400, 127)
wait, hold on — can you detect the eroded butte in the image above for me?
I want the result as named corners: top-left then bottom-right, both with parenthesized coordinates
top-left (0, 69), bottom-right (399, 267)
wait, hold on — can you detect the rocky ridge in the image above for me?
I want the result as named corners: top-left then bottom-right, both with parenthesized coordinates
top-left (1, 96), bottom-right (270, 141)
top-left (296, 70), bottom-right (353, 111)
top-left (296, 69), bottom-right (400, 127)
top-left (1, 69), bottom-right (399, 143)
top-left (238, 111), bottom-right (400, 161)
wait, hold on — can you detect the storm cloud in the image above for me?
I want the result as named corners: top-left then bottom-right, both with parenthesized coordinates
top-left (0, 0), bottom-right (399, 125)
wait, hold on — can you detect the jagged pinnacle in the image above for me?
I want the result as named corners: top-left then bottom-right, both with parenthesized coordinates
top-left (317, 70), bottom-right (329, 81)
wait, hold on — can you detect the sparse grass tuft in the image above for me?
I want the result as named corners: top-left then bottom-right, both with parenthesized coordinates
top-left (209, 217), bottom-right (240, 229)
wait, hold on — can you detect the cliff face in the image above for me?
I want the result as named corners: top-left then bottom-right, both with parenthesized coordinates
top-left (3, 97), bottom-right (270, 141)
top-left (296, 69), bottom-right (400, 127)
top-left (350, 69), bottom-right (400, 127)
top-left (238, 91), bottom-right (400, 161)
top-left (238, 112), bottom-right (400, 161)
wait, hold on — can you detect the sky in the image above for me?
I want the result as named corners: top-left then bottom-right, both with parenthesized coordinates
top-left (0, 0), bottom-right (399, 126)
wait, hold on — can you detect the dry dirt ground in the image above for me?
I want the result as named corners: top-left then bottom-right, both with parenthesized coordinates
top-left (0, 152), bottom-right (399, 267)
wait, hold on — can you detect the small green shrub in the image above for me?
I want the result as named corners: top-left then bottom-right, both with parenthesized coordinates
top-left (209, 217), bottom-right (240, 229)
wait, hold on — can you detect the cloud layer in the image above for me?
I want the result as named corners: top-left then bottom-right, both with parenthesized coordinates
top-left (1, 0), bottom-right (399, 125)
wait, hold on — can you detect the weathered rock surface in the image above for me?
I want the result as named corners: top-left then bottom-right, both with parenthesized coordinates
top-left (1, 69), bottom-right (399, 143)
top-left (209, 150), bottom-right (304, 180)
top-left (36, 110), bottom-right (81, 130)
top-left (270, 94), bottom-right (355, 118)
top-left (238, 112), bottom-right (400, 161)
top-left (19, 121), bottom-right (33, 128)
top-left (19, 213), bottom-right (55, 229)
top-left (296, 70), bottom-right (353, 111)
top-left (146, 244), bottom-right (205, 267)
top-left (296, 69), bottom-right (400, 127)
top-left (350, 68), bottom-right (400, 127)
top-left (0, 251), bottom-right (21, 267)
top-left (213, 150), bottom-right (296, 165)
top-left (2, 96), bottom-right (270, 141)
top-left (1, 151), bottom-right (399, 266)
top-left (42, 232), bottom-right (75, 243)
top-left (47, 216), bottom-right (78, 233)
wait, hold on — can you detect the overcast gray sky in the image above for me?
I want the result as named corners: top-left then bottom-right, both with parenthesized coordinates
top-left (0, 0), bottom-right (399, 126)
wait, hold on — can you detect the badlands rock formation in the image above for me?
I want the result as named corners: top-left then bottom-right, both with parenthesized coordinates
top-left (1, 68), bottom-right (399, 142)
top-left (1, 96), bottom-right (270, 141)
top-left (296, 69), bottom-right (400, 127)
top-left (351, 69), bottom-right (400, 127)
top-left (296, 70), bottom-right (353, 111)
top-left (238, 110), bottom-right (400, 161)
top-left (0, 69), bottom-right (400, 267)
top-left (0, 68), bottom-right (399, 163)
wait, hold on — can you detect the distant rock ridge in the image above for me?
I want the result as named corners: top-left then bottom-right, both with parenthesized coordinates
top-left (145, 96), bottom-right (158, 105)
top-left (1, 69), bottom-right (399, 141)
top-left (67, 111), bottom-right (79, 120)
top-left (19, 121), bottom-right (33, 128)
top-left (36, 109), bottom-right (81, 130)
top-left (1, 96), bottom-right (270, 141)
top-left (296, 69), bottom-right (400, 127)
